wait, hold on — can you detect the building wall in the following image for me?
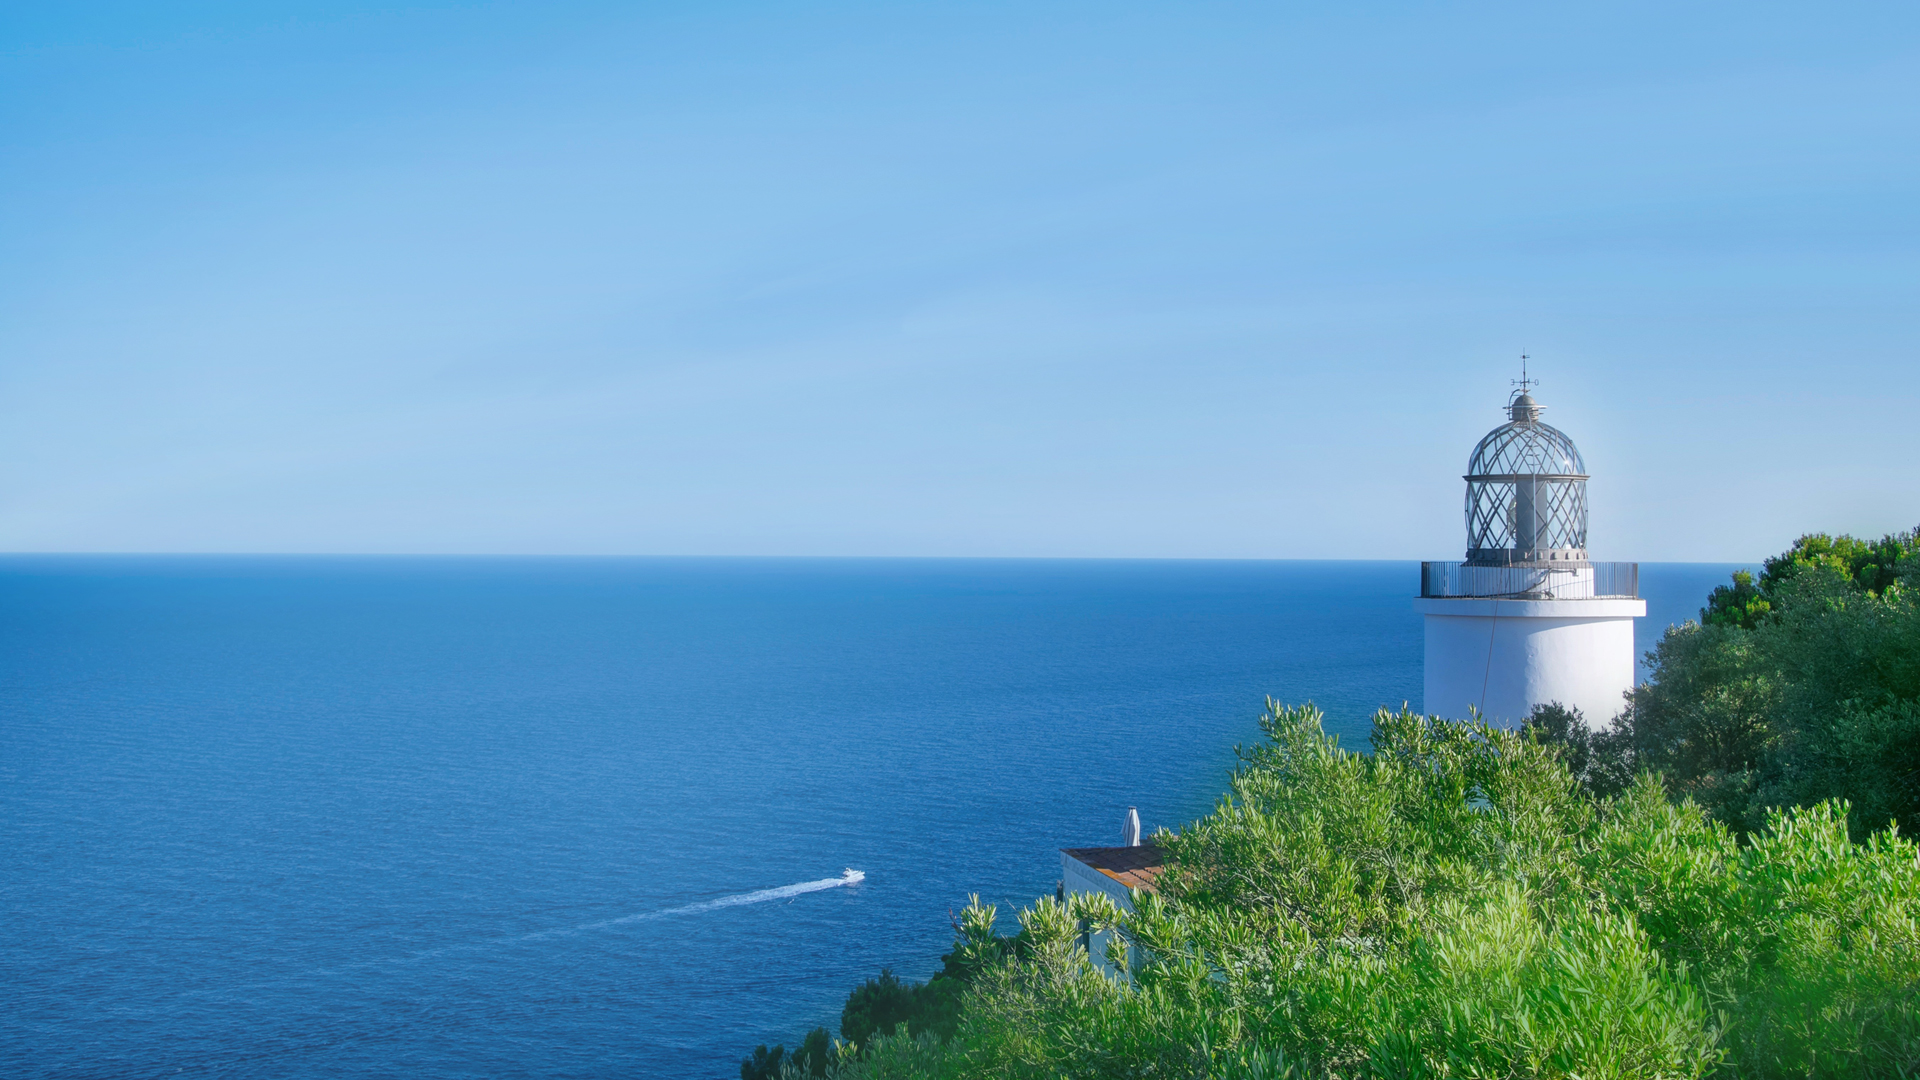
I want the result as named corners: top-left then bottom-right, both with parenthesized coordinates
top-left (1415, 597), bottom-right (1644, 728)
top-left (1061, 854), bottom-right (1135, 979)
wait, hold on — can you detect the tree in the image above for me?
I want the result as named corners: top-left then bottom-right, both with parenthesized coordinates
top-left (1522, 700), bottom-right (1637, 800)
top-left (740, 1042), bottom-right (787, 1080)
top-left (1703, 527), bottom-right (1918, 629)
top-left (841, 968), bottom-right (963, 1051)
top-left (740, 1026), bottom-right (834, 1080)
top-left (1627, 527), bottom-right (1920, 836)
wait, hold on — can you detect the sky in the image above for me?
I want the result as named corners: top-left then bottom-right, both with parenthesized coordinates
top-left (2, 2), bottom-right (1916, 560)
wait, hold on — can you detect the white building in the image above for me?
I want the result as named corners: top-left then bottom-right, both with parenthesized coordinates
top-left (1416, 382), bottom-right (1644, 729)
top-left (1060, 807), bottom-right (1161, 979)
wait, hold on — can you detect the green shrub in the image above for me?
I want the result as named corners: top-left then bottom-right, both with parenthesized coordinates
top-left (741, 1025), bottom-right (834, 1080)
top-left (834, 703), bottom-right (1920, 1079)
top-left (1623, 527), bottom-right (1920, 837)
top-left (841, 969), bottom-right (964, 1050)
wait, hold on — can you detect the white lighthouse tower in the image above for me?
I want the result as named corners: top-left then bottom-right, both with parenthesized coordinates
top-left (1415, 374), bottom-right (1644, 728)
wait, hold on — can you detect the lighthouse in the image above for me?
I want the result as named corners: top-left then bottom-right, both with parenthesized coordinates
top-left (1415, 375), bottom-right (1644, 728)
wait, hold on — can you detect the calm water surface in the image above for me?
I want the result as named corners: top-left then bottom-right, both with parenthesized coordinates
top-left (0, 557), bottom-right (1736, 1078)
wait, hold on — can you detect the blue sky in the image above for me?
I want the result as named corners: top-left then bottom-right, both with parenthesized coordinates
top-left (2, 2), bottom-right (1915, 559)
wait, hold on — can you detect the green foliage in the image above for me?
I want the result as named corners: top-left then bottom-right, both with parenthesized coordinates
top-left (841, 969), bottom-right (965, 1050)
top-left (834, 703), bottom-right (1920, 1080)
top-left (1701, 569), bottom-right (1771, 631)
top-left (742, 1027), bottom-right (834, 1080)
top-left (742, 952), bottom-right (973, 1077)
top-left (1366, 886), bottom-right (1714, 1080)
top-left (1585, 783), bottom-right (1920, 1077)
top-left (1703, 528), bottom-right (1918, 630)
top-left (1623, 527), bottom-right (1920, 836)
top-left (1521, 701), bottom-right (1634, 799)
top-left (741, 1043), bottom-right (784, 1080)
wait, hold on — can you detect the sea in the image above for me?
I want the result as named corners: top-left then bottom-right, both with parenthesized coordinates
top-left (0, 557), bottom-right (1738, 1079)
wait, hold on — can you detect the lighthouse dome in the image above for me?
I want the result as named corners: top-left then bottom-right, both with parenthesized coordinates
top-left (1463, 392), bottom-right (1589, 565)
top-left (1466, 413), bottom-right (1586, 478)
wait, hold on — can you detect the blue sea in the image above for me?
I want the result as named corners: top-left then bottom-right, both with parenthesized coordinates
top-left (0, 558), bottom-right (1736, 1079)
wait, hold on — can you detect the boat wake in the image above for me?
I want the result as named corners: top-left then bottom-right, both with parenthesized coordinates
top-left (243, 869), bottom-right (872, 990)
top-left (529, 868), bottom-right (867, 940)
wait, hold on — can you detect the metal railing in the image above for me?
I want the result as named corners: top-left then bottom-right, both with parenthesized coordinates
top-left (1420, 561), bottom-right (1638, 599)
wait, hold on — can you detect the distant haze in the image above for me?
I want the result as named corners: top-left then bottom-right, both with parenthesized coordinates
top-left (3, 2), bottom-right (1915, 560)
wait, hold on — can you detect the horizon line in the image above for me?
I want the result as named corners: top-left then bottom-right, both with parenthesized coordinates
top-left (0, 551), bottom-right (1761, 565)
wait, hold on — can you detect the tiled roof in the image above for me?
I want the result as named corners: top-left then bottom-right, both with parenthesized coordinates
top-left (1062, 845), bottom-right (1165, 891)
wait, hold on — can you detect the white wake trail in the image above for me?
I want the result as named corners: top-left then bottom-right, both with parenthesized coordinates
top-left (521, 868), bottom-right (867, 941)
top-left (208, 870), bottom-right (869, 997)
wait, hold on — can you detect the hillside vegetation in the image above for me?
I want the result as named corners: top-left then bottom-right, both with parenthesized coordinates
top-left (750, 528), bottom-right (1920, 1079)
top-left (838, 704), bottom-right (1919, 1079)
top-left (1616, 528), bottom-right (1920, 838)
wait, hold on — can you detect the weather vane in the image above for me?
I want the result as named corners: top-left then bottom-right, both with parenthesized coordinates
top-left (1512, 353), bottom-right (1537, 395)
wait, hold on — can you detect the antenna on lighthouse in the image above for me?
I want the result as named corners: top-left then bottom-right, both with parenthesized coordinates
top-left (1506, 355), bottom-right (1545, 422)
top-left (1511, 354), bottom-right (1537, 396)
